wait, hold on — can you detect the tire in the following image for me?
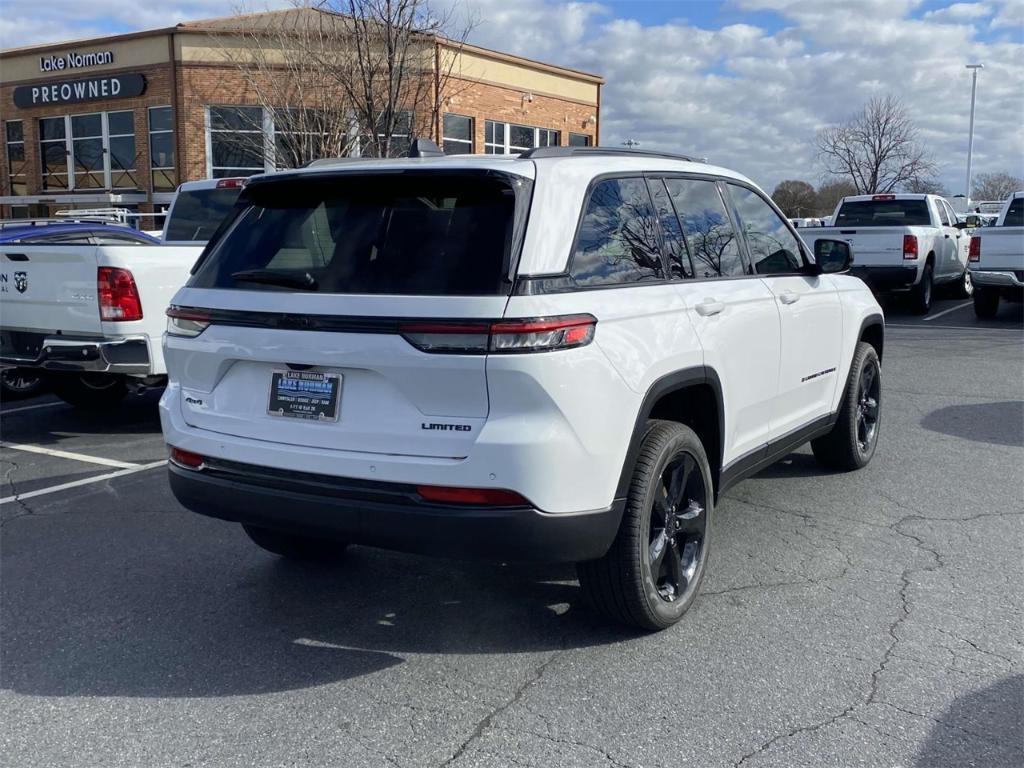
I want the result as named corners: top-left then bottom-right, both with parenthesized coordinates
top-left (973, 287), bottom-right (999, 319)
top-left (49, 373), bottom-right (128, 410)
top-left (953, 268), bottom-right (974, 299)
top-left (910, 262), bottom-right (933, 315)
top-left (812, 342), bottom-right (881, 471)
top-left (577, 421), bottom-right (712, 631)
top-left (1, 368), bottom-right (46, 399)
top-left (242, 524), bottom-right (349, 561)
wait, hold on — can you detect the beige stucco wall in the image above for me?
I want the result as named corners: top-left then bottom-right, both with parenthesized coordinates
top-left (0, 37), bottom-right (170, 83)
top-left (447, 48), bottom-right (598, 106)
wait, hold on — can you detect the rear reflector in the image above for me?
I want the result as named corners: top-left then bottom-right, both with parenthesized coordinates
top-left (873, 194), bottom-right (896, 201)
top-left (400, 314), bottom-right (596, 354)
top-left (166, 305), bottom-right (211, 338)
top-left (169, 446), bottom-right (205, 469)
top-left (97, 267), bottom-right (143, 321)
top-left (902, 235), bottom-right (919, 260)
top-left (968, 236), bottom-right (981, 262)
top-left (416, 485), bottom-right (529, 506)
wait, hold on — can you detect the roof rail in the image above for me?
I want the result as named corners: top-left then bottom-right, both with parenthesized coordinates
top-left (518, 146), bottom-right (701, 163)
top-left (0, 217), bottom-right (131, 231)
top-left (303, 157), bottom-right (366, 168)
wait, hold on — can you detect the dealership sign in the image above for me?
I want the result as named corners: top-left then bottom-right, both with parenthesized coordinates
top-left (13, 74), bottom-right (145, 108)
top-left (39, 50), bottom-right (114, 72)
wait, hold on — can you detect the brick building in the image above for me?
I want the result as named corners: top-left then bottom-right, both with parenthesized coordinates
top-left (0, 9), bottom-right (603, 220)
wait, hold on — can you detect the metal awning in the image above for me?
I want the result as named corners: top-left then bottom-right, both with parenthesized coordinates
top-left (0, 192), bottom-right (150, 205)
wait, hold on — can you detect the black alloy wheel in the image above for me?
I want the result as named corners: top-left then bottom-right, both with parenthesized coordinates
top-left (855, 358), bottom-right (881, 455)
top-left (649, 453), bottom-right (708, 604)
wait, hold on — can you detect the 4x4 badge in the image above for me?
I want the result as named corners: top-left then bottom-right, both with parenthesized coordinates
top-left (14, 271), bottom-right (27, 294)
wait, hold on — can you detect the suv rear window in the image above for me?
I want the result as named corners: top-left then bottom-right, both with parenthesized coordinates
top-left (1002, 197), bottom-right (1023, 227)
top-left (834, 199), bottom-right (931, 227)
top-left (165, 187), bottom-right (242, 242)
top-left (189, 173), bottom-right (520, 295)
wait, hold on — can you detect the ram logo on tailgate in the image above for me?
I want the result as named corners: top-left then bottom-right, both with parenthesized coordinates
top-left (14, 271), bottom-right (27, 294)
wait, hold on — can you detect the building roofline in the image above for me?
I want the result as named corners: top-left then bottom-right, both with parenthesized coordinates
top-left (0, 9), bottom-right (604, 84)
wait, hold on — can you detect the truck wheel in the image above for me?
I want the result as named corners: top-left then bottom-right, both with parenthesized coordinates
top-left (49, 373), bottom-right (127, 410)
top-left (812, 342), bottom-right (881, 471)
top-left (242, 524), bottom-right (348, 560)
top-left (1, 368), bottom-right (46, 399)
top-left (910, 263), bottom-right (933, 314)
top-left (953, 269), bottom-right (973, 299)
top-left (577, 421), bottom-right (712, 631)
top-left (973, 287), bottom-right (999, 319)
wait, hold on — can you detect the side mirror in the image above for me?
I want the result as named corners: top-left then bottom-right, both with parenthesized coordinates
top-left (954, 220), bottom-right (970, 230)
top-left (813, 239), bottom-right (853, 274)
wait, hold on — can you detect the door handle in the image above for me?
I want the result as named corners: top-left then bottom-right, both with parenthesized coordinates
top-left (694, 298), bottom-right (724, 316)
top-left (779, 290), bottom-right (800, 305)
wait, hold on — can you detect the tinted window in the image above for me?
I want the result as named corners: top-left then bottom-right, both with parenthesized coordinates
top-left (665, 178), bottom-right (746, 278)
top-left (1002, 198), bottom-right (1024, 227)
top-left (935, 200), bottom-right (951, 226)
top-left (834, 199), bottom-right (931, 226)
top-left (570, 177), bottom-right (664, 286)
top-left (165, 187), bottom-right (242, 242)
top-left (92, 232), bottom-right (154, 245)
top-left (729, 185), bottom-right (803, 275)
top-left (190, 173), bottom-right (519, 296)
top-left (648, 178), bottom-right (693, 278)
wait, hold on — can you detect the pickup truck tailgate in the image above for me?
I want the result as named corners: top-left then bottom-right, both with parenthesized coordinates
top-left (810, 227), bottom-right (910, 266)
top-left (0, 245), bottom-right (102, 334)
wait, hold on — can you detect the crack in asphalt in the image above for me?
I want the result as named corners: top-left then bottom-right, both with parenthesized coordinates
top-left (517, 728), bottom-right (635, 768)
top-left (0, 457), bottom-right (37, 527)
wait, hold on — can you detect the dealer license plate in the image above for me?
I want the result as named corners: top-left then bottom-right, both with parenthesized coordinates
top-left (267, 370), bottom-right (341, 421)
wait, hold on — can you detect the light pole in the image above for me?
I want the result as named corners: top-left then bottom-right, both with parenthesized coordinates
top-left (965, 63), bottom-right (984, 208)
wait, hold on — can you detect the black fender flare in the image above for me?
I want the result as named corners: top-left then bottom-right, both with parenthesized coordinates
top-left (613, 366), bottom-right (725, 501)
top-left (858, 312), bottom-right (885, 361)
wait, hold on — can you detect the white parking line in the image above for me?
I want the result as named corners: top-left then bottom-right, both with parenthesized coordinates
top-left (923, 301), bottom-right (974, 321)
top-left (0, 441), bottom-right (138, 469)
top-left (0, 460), bottom-right (167, 506)
top-left (0, 401), bottom-right (66, 416)
top-left (888, 323), bottom-right (1022, 331)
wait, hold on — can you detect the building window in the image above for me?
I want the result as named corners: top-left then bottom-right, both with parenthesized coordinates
top-left (39, 116), bottom-right (69, 191)
top-left (208, 106), bottom-right (267, 178)
top-left (149, 106), bottom-right (176, 192)
top-left (107, 110), bottom-right (137, 189)
top-left (569, 133), bottom-right (592, 147)
top-left (484, 120), bottom-right (560, 154)
top-left (5, 121), bottom-right (27, 196)
top-left (442, 114), bottom-right (473, 155)
top-left (70, 113), bottom-right (105, 189)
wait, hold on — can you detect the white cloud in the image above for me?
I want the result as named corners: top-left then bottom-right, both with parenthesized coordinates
top-left (923, 3), bottom-right (993, 22)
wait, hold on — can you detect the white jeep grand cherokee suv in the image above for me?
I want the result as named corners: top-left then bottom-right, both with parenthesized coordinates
top-left (160, 144), bottom-right (884, 630)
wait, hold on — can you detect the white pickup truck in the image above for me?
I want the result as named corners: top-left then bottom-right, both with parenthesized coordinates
top-left (969, 191), bottom-right (1024, 319)
top-left (0, 235), bottom-right (203, 408)
top-left (809, 193), bottom-right (972, 314)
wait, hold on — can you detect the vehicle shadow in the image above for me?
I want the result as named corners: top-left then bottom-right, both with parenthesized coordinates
top-left (920, 400), bottom-right (1024, 447)
top-left (0, 389), bottom-right (164, 446)
top-left (0, 510), bottom-right (634, 699)
top-left (914, 675), bottom-right (1023, 768)
top-left (744, 451), bottom-right (839, 480)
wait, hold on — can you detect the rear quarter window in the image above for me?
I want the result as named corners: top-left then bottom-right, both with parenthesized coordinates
top-left (1002, 198), bottom-right (1024, 227)
top-left (189, 172), bottom-right (521, 296)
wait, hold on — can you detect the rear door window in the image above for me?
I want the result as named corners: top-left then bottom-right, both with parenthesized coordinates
top-left (727, 185), bottom-right (804, 275)
top-left (834, 199), bottom-right (931, 226)
top-left (165, 187), bottom-right (242, 242)
top-left (665, 178), bottom-right (747, 278)
top-left (569, 177), bottom-right (664, 287)
top-left (189, 172), bottom-right (521, 296)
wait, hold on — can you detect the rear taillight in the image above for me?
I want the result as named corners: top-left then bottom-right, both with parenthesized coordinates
top-left (416, 484), bottom-right (529, 506)
top-left (166, 305), bottom-right (211, 338)
top-left (399, 314), bottom-right (596, 354)
top-left (872, 194), bottom-right (896, 201)
top-left (216, 177), bottom-right (246, 189)
top-left (903, 235), bottom-right (919, 260)
top-left (169, 446), bottom-right (205, 470)
top-left (98, 267), bottom-right (143, 321)
top-left (968, 236), bottom-right (981, 262)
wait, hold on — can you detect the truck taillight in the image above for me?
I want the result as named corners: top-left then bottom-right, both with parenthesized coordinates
top-left (902, 235), bottom-right (919, 260)
top-left (216, 177), bottom-right (246, 189)
top-left (399, 314), bottom-right (597, 354)
top-left (872, 194), bottom-right (896, 201)
top-left (98, 267), bottom-right (143, 321)
top-left (968, 236), bottom-right (981, 262)
top-left (166, 306), bottom-right (211, 338)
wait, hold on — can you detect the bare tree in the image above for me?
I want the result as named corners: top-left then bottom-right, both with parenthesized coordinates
top-left (903, 178), bottom-right (949, 196)
top-left (814, 179), bottom-right (857, 216)
top-left (972, 171), bottom-right (1023, 202)
top-left (816, 95), bottom-right (935, 194)
top-left (771, 180), bottom-right (816, 218)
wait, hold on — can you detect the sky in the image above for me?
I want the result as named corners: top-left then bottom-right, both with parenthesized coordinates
top-left (2, 0), bottom-right (1022, 195)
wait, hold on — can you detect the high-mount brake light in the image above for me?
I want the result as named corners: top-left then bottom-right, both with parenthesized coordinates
top-left (872, 194), bottom-right (897, 201)
top-left (169, 446), bottom-right (205, 470)
top-left (416, 485), bottom-right (529, 506)
top-left (216, 177), bottom-right (246, 189)
top-left (968, 236), bottom-right (981, 262)
top-left (399, 314), bottom-right (597, 354)
top-left (903, 234), bottom-right (919, 260)
top-left (97, 267), bottom-right (143, 321)
top-left (166, 306), bottom-right (211, 338)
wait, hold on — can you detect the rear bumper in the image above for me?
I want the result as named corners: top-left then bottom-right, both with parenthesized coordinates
top-left (851, 265), bottom-right (920, 290)
top-left (0, 331), bottom-right (151, 374)
top-left (970, 269), bottom-right (1024, 289)
top-left (168, 460), bottom-right (623, 563)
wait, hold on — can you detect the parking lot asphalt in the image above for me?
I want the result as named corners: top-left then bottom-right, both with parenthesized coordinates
top-left (1, 296), bottom-right (1022, 768)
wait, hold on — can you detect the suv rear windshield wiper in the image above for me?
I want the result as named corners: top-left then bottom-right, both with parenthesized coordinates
top-left (231, 269), bottom-right (318, 291)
